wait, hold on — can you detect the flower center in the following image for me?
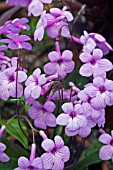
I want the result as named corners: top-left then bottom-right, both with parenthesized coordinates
top-left (28, 166), bottom-right (34, 170)
top-left (90, 59), bottom-right (96, 65)
top-left (8, 75), bottom-right (15, 82)
top-left (57, 59), bottom-right (63, 65)
top-left (70, 111), bottom-right (76, 119)
top-left (52, 147), bottom-right (57, 154)
top-left (99, 86), bottom-right (106, 93)
top-left (110, 139), bottom-right (113, 146)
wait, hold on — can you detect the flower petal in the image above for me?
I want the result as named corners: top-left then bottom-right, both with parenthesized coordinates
top-left (99, 134), bottom-right (111, 144)
top-left (41, 139), bottom-right (54, 152)
top-left (62, 102), bottom-right (73, 114)
top-left (56, 113), bottom-right (70, 126)
top-left (99, 145), bottom-right (112, 160)
top-left (54, 136), bottom-right (64, 149)
top-left (18, 156), bottom-right (30, 168)
top-left (79, 63), bottom-right (93, 77)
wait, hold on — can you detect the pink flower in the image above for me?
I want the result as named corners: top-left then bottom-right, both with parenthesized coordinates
top-left (28, 0), bottom-right (52, 17)
top-left (24, 68), bottom-right (46, 99)
top-left (56, 102), bottom-right (88, 136)
top-left (41, 136), bottom-right (70, 170)
top-left (99, 130), bottom-right (113, 161)
top-left (79, 49), bottom-right (112, 77)
top-left (44, 50), bottom-right (75, 79)
top-left (28, 101), bottom-right (56, 129)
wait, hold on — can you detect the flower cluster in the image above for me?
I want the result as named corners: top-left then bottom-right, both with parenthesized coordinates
top-left (0, 0), bottom-right (112, 168)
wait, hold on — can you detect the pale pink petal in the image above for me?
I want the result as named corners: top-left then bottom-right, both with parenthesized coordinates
top-left (44, 62), bottom-right (57, 75)
top-left (57, 146), bottom-right (70, 162)
top-left (41, 139), bottom-right (55, 152)
top-left (99, 134), bottom-right (111, 144)
top-left (99, 145), bottom-right (112, 160)
top-left (56, 114), bottom-right (70, 126)
top-left (44, 101), bottom-right (56, 112)
top-left (54, 136), bottom-right (64, 149)
top-left (48, 51), bottom-right (60, 62)
top-left (79, 63), bottom-right (93, 77)
top-left (45, 113), bottom-right (56, 127)
top-left (62, 102), bottom-right (73, 114)
top-left (18, 157), bottom-right (30, 168)
top-left (79, 52), bottom-right (92, 63)
top-left (41, 153), bottom-right (53, 169)
top-left (31, 85), bottom-right (41, 99)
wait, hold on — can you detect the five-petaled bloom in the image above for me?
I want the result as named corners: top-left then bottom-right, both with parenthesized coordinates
top-left (99, 130), bottom-right (113, 161)
top-left (28, 101), bottom-right (56, 129)
top-left (24, 68), bottom-right (46, 99)
top-left (79, 48), bottom-right (112, 77)
top-left (0, 67), bottom-right (27, 100)
top-left (80, 31), bottom-right (112, 55)
top-left (0, 34), bottom-right (32, 50)
top-left (41, 135), bottom-right (70, 170)
top-left (44, 50), bottom-right (75, 79)
top-left (56, 102), bottom-right (88, 137)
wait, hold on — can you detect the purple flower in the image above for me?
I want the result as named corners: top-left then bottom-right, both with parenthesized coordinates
top-left (78, 90), bottom-right (105, 128)
top-left (24, 68), bottom-right (46, 99)
top-left (78, 90), bottom-right (103, 119)
top-left (0, 21), bottom-right (12, 35)
top-left (0, 67), bottom-right (27, 100)
top-left (28, 100), bottom-right (56, 129)
top-left (46, 6), bottom-right (73, 39)
top-left (8, 18), bottom-right (30, 33)
top-left (28, 0), bottom-right (52, 17)
top-left (41, 135), bottom-right (70, 170)
top-left (80, 31), bottom-right (112, 55)
top-left (99, 130), bottom-right (113, 161)
top-left (0, 34), bottom-right (32, 50)
top-left (34, 6), bottom-right (73, 40)
top-left (84, 77), bottom-right (113, 109)
top-left (79, 48), bottom-right (112, 77)
top-left (0, 142), bottom-right (9, 162)
top-left (6, 0), bottom-right (31, 7)
top-left (34, 10), bottom-right (47, 41)
top-left (44, 50), bottom-right (75, 79)
top-left (56, 102), bottom-right (88, 136)
top-left (15, 143), bottom-right (43, 170)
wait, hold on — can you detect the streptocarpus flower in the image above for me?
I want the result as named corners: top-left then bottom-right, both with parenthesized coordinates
top-left (0, 34), bottom-right (32, 50)
top-left (46, 6), bottom-right (73, 39)
top-left (6, 0), bottom-right (31, 7)
top-left (28, 0), bottom-right (52, 17)
top-left (99, 130), bottom-right (113, 161)
top-left (34, 6), bottom-right (73, 41)
top-left (24, 68), bottom-right (46, 99)
top-left (14, 143), bottom-right (43, 170)
top-left (56, 102), bottom-right (88, 136)
top-left (0, 67), bottom-right (27, 100)
top-left (0, 142), bottom-right (9, 162)
top-left (8, 18), bottom-right (30, 33)
top-left (28, 101), bottom-right (56, 129)
top-left (79, 48), bottom-right (112, 77)
top-left (80, 31), bottom-right (112, 55)
top-left (44, 50), bottom-right (75, 79)
top-left (41, 135), bottom-right (70, 170)
top-left (84, 77), bottom-right (113, 109)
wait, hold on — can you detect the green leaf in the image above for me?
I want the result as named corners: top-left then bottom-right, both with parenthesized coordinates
top-left (74, 140), bottom-right (103, 170)
top-left (0, 119), bottom-right (28, 148)
top-left (0, 138), bottom-right (29, 170)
